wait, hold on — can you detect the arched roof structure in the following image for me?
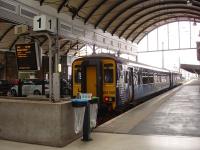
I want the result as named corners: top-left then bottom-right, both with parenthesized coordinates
top-left (1, 0), bottom-right (200, 54)
top-left (34, 0), bottom-right (200, 43)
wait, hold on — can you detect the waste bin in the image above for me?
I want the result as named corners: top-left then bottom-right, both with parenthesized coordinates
top-left (90, 97), bottom-right (99, 128)
top-left (72, 99), bottom-right (88, 134)
top-left (72, 93), bottom-right (98, 141)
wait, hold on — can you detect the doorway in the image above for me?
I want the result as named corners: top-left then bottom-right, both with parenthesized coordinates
top-left (81, 59), bottom-right (102, 99)
top-left (86, 66), bottom-right (97, 96)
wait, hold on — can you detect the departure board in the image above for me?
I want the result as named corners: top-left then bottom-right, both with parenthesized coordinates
top-left (15, 43), bottom-right (39, 70)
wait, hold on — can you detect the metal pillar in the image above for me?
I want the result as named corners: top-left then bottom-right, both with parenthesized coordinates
top-left (178, 21), bottom-right (180, 49)
top-left (167, 24), bottom-right (169, 50)
top-left (162, 42), bottom-right (164, 69)
top-left (52, 18), bottom-right (61, 101)
top-left (178, 56), bottom-right (181, 73)
top-left (55, 19), bottom-right (60, 73)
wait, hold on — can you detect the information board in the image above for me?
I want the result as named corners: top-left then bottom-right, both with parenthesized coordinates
top-left (15, 43), bottom-right (40, 70)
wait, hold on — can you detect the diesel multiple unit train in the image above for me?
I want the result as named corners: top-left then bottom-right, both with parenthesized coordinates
top-left (72, 54), bottom-right (182, 111)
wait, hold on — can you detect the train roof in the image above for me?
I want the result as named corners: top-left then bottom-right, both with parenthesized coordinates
top-left (74, 54), bottom-right (173, 73)
top-left (74, 53), bottom-right (119, 61)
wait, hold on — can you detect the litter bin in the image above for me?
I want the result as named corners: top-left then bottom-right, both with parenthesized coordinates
top-left (72, 93), bottom-right (98, 141)
top-left (72, 99), bottom-right (88, 134)
top-left (90, 97), bottom-right (99, 128)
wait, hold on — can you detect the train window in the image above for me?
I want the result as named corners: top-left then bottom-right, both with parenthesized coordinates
top-left (156, 75), bottom-right (161, 82)
top-left (161, 76), bottom-right (167, 82)
top-left (104, 64), bottom-right (113, 83)
top-left (142, 75), bottom-right (154, 84)
top-left (142, 76), bottom-right (148, 84)
top-left (74, 65), bottom-right (81, 83)
top-left (148, 76), bottom-right (154, 83)
top-left (75, 69), bottom-right (81, 83)
top-left (154, 75), bottom-right (158, 83)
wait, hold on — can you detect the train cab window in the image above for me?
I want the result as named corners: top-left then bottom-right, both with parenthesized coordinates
top-left (75, 66), bottom-right (81, 83)
top-left (104, 64), bottom-right (113, 83)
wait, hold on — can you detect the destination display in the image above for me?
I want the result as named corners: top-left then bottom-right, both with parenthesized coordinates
top-left (15, 43), bottom-right (40, 70)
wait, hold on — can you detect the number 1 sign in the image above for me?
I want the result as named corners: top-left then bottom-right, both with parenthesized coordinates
top-left (33, 15), bottom-right (56, 33)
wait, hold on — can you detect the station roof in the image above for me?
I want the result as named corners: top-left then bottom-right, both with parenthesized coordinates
top-left (181, 64), bottom-right (200, 74)
top-left (1, 0), bottom-right (200, 55)
top-left (0, 18), bottom-right (85, 55)
top-left (35, 0), bottom-right (200, 43)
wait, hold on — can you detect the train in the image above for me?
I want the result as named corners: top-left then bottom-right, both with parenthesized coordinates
top-left (72, 54), bottom-right (182, 111)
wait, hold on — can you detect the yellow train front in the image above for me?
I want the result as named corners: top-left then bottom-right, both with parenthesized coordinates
top-left (72, 54), bottom-right (120, 112)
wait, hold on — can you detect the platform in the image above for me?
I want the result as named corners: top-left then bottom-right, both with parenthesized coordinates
top-left (0, 97), bottom-right (80, 147)
top-left (96, 79), bottom-right (200, 137)
top-left (0, 79), bottom-right (200, 150)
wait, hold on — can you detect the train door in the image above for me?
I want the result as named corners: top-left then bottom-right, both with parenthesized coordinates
top-left (81, 60), bottom-right (103, 99)
top-left (169, 72), bottom-right (173, 87)
top-left (128, 68), bottom-right (134, 102)
top-left (86, 66), bottom-right (97, 96)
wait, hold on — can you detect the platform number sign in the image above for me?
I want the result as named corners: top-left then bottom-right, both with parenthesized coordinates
top-left (33, 15), bottom-right (56, 33)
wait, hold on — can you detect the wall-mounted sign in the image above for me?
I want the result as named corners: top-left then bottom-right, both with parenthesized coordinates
top-left (33, 15), bottom-right (56, 33)
top-left (15, 43), bottom-right (41, 70)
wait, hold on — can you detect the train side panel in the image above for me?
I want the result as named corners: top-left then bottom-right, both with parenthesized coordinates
top-left (134, 68), bottom-right (170, 100)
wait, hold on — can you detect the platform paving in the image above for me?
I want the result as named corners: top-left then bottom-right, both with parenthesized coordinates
top-left (1, 133), bottom-right (200, 150)
top-left (95, 79), bottom-right (200, 137)
top-left (95, 82), bottom-right (183, 134)
top-left (130, 79), bottom-right (200, 137)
